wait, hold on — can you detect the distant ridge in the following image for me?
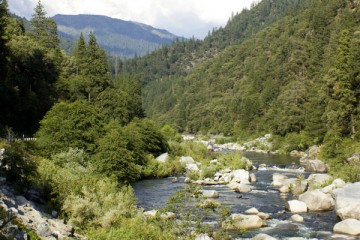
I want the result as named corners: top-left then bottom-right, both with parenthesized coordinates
top-left (53, 14), bottom-right (181, 58)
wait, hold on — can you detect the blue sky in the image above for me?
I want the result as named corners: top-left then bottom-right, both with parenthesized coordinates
top-left (8, 0), bottom-right (255, 39)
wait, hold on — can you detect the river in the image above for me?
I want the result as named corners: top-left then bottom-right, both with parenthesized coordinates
top-left (132, 152), bottom-right (339, 239)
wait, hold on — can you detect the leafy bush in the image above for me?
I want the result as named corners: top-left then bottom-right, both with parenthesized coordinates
top-left (62, 179), bottom-right (136, 227)
top-left (0, 142), bottom-right (37, 190)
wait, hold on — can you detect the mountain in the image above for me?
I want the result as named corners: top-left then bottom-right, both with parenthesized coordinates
top-left (52, 14), bottom-right (181, 58)
top-left (124, 0), bottom-right (360, 147)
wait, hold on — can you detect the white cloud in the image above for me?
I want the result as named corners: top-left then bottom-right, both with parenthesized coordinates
top-left (8, 0), bottom-right (254, 38)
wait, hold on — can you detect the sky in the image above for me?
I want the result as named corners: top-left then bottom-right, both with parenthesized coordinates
top-left (8, 0), bottom-right (255, 39)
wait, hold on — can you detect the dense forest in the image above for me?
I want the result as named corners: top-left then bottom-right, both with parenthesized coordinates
top-left (122, 0), bottom-right (360, 171)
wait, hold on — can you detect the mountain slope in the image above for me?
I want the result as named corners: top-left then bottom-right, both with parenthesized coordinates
top-left (53, 14), bottom-right (180, 58)
top-left (136, 0), bottom-right (360, 143)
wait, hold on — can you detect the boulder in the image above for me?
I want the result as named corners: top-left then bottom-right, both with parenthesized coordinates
top-left (333, 218), bottom-right (360, 236)
top-left (280, 186), bottom-right (290, 193)
top-left (257, 212), bottom-right (271, 220)
top-left (184, 177), bottom-right (191, 183)
top-left (307, 174), bottom-right (332, 189)
top-left (180, 156), bottom-right (195, 164)
top-left (285, 200), bottom-right (307, 213)
top-left (156, 153), bottom-right (169, 163)
top-left (299, 190), bottom-right (335, 211)
top-left (290, 214), bottom-right (304, 222)
top-left (222, 214), bottom-right (265, 230)
top-left (302, 159), bottom-right (328, 173)
top-left (228, 182), bottom-right (251, 193)
top-left (272, 173), bottom-right (288, 187)
top-left (202, 190), bottom-right (219, 198)
top-left (332, 182), bottom-right (360, 220)
top-left (232, 169), bottom-right (250, 183)
top-left (245, 207), bottom-right (259, 214)
top-left (252, 233), bottom-right (277, 240)
top-left (186, 163), bottom-right (199, 172)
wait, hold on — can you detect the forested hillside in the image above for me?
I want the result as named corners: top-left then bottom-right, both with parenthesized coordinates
top-left (123, 0), bottom-right (360, 171)
top-left (53, 14), bottom-right (180, 58)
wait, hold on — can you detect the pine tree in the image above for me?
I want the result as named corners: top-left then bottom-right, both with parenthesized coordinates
top-left (30, 0), bottom-right (59, 49)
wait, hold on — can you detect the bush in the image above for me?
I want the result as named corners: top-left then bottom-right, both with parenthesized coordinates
top-left (0, 142), bottom-right (37, 190)
top-left (62, 179), bottom-right (136, 227)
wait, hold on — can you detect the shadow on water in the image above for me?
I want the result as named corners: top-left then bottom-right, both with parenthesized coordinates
top-left (132, 152), bottom-right (339, 239)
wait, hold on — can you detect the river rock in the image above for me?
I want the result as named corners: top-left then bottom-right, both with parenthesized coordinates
top-left (202, 190), bottom-right (219, 198)
top-left (307, 174), bottom-right (332, 189)
top-left (257, 212), bottom-right (271, 220)
top-left (228, 182), bottom-right (251, 193)
top-left (186, 163), bottom-right (199, 172)
top-left (156, 153), bottom-right (169, 163)
top-left (184, 177), bottom-right (191, 183)
top-left (290, 214), bottom-right (304, 222)
top-left (333, 218), bottom-right (360, 236)
top-left (252, 233), bottom-right (277, 240)
top-left (299, 190), bottom-right (335, 211)
top-left (180, 156), bottom-right (195, 164)
top-left (280, 185), bottom-right (290, 193)
top-left (245, 207), bottom-right (259, 214)
top-left (332, 182), bottom-right (360, 220)
top-left (302, 159), bottom-right (328, 173)
top-left (250, 173), bottom-right (257, 183)
top-left (232, 169), bottom-right (250, 183)
top-left (272, 173), bottom-right (288, 187)
top-left (222, 214), bottom-right (265, 230)
top-left (285, 200), bottom-right (307, 213)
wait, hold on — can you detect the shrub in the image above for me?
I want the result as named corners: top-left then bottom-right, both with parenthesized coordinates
top-left (62, 179), bottom-right (136, 228)
top-left (0, 142), bottom-right (37, 190)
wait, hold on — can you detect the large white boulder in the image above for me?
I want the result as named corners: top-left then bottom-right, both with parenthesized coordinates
top-left (285, 200), bottom-right (308, 213)
top-left (332, 182), bottom-right (360, 220)
top-left (333, 218), bottom-right (360, 236)
top-left (299, 190), bottom-right (335, 211)
top-left (222, 214), bottom-right (265, 230)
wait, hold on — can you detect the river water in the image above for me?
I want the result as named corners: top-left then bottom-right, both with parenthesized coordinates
top-left (132, 152), bottom-right (339, 239)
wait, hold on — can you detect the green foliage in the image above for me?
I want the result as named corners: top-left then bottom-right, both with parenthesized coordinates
top-left (218, 153), bottom-right (247, 170)
top-left (0, 142), bottom-right (37, 190)
top-left (87, 217), bottom-right (176, 240)
top-left (62, 179), bottom-right (136, 227)
top-left (36, 100), bottom-right (104, 156)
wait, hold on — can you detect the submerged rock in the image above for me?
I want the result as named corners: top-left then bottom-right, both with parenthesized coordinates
top-left (222, 214), bottom-right (265, 230)
top-left (272, 173), bottom-right (288, 187)
top-left (299, 190), bottom-right (335, 211)
top-left (333, 218), bottom-right (360, 236)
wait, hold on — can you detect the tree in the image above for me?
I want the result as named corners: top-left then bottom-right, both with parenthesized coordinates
top-left (0, 0), bottom-right (8, 80)
top-left (30, 0), bottom-right (59, 49)
top-left (36, 100), bottom-right (104, 156)
top-left (324, 30), bottom-right (357, 137)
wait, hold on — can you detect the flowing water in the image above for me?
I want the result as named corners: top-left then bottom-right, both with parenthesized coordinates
top-left (132, 152), bottom-right (339, 239)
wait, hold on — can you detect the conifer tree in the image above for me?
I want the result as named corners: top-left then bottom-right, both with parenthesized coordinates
top-left (30, 0), bottom-right (59, 49)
